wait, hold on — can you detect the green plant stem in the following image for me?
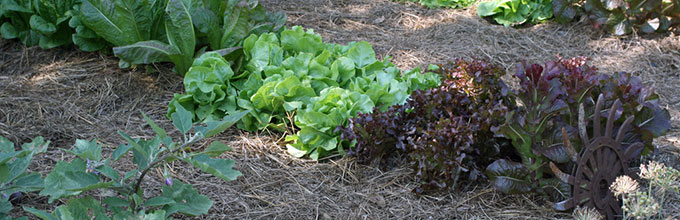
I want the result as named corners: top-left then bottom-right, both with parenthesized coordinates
top-left (622, 194), bottom-right (628, 220)
top-left (130, 136), bottom-right (199, 211)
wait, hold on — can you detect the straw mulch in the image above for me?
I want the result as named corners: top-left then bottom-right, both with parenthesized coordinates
top-left (1, 0), bottom-right (678, 219)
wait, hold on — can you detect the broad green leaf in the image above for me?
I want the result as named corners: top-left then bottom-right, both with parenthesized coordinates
top-left (12, 173), bottom-right (44, 192)
top-left (0, 137), bottom-right (13, 153)
top-left (0, 23), bottom-right (19, 39)
top-left (143, 196), bottom-right (175, 207)
top-left (113, 40), bottom-right (174, 65)
top-left (111, 144), bottom-right (132, 161)
top-left (23, 207), bottom-right (58, 220)
top-left (0, 199), bottom-right (11, 215)
top-left (40, 159), bottom-right (102, 203)
top-left (347, 41), bottom-right (377, 68)
top-left (80, 0), bottom-right (153, 46)
top-left (221, 3), bottom-right (249, 48)
top-left (29, 15), bottom-right (56, 35)
top-left (21, 136), bottom-right (49, 154)
top-left (136, 210), bottom-right (166, 220)
top-left (96, 165), bottom-right (119, 181)
top-left (0, 165), bottom-right (8, 183)
top-left (194, 110), bottom-right (249, 138)
top-left (72, 35), bottom-right (107, 52)
top-left (159, 181), bottom-right (212, 217)
top-left (0, 151), bottom-right (20, 165)
top-left (165, 0), bottom-right (195, 75)
top-left (38, 27), bottom-right (73, 49)
top-left (171, 102), bottom-right (193, 134)
top-left (477, 0), bottom-right (504, 16)
top-left (63, 197), bottom-right (110, 220)
top-left (201, 141), bottom-right (232, 157)
top-left (65, 139), bottom-right (103, 161)
top-left (142, 112), bottom-right (167, 140)
top-left (190, 5), bottom-right (220, 49)
top-left (7, 152), bottom-right (33, 183)
top-left (117, 131), bottom-right (148, 160)
top-left (102, 196), bottom-right (129, 208)
top-left (188, 155), bottom-right (242, 182)
top-left (122, 169), bottom-right (137, 182)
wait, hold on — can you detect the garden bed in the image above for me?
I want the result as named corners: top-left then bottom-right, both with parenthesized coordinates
top-left (1, 0), bottom-right (678, 219)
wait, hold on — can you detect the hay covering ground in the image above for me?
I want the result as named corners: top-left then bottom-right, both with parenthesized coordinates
top-left (1, 0), bottom-right (679, 219)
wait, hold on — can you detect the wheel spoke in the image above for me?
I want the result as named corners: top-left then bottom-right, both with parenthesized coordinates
top-left (611, 162), bottom-right (622, 173)
top-left (596, 148), bottom-right (604, 165)
top-left (588, 156), bottom-right (598, 173)
top-left (605, 150), bottom-right (616, 167)
top-left (582, 166), bottom-right (594, 179)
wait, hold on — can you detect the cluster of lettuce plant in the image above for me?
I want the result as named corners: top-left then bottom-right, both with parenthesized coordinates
top-left (609, 161), bottom-right (679, 219)
top-left (0, 0), bottom-right (286, 75)
top-left (338, 60), bottom-right (514, 193)
top-left (0, 0), bottom-right (81, 49)
top-left (486, 57), bottom-right (671, 199)
top-left (168, 26), bottom-right (441, 160)
top-left (0, 137), bottom-right (49, 220)
top-left (477, 0), bottom-right (680, 34)
top-left (16, 108), bottom-right (248, 219)
top-left (477, 0), bottom-right (554, 26)
top-left (110, 0), bottom-right (285, 75)
top-left (393, 0), bottom-right (477, 8)
top-left (553, 0), bottom-right (680, 35)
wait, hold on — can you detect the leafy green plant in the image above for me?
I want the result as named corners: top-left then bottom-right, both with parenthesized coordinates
top-left (190, 0), bottom-right (286, 52)
top-left (68, 3), bottom-right (109, 52)
top-left (487, 57), bottom-right (671, 198)
top-left (0, 0), bottom-right (39, 46)
top-left (339, 60), bottom-right (514, 193)
top-left (477, 0), bottom-right (554, 26)
top-left (23, 108), bottom-right (248, 219)
top-left (583, 0), bottom-right (679, 35)
top-left (169, 26), bottom-right (440, 160)
top-left (111, 0), bottom-right (196, 75)
top-left (0, 137), bottom-right (49, 219)
top-left (110, 0), bottom-right (286, 75)
top-left (78, 0), bottom-right (167, 47)
top-left (552, 0), bottom-right (680, 34)
top-left (394, 0), bottom-right (477, 8)
top-left (0, 0), bottom-right (80, 49)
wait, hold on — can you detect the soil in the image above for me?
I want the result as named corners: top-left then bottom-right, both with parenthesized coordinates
top-left (1, 0), bottom-right (678, 219)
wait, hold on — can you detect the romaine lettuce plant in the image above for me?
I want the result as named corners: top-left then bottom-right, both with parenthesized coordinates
top-left (168, 26), bottom-right (440, 160)
top-left (487, 57), bottom-right (671, 198)
top-left (111, 0), bottom-right (196, 75)
top-left (23, 107), bottom-right (248, 219)
top-left (339, 60), bottom-right (514, 193)
top-left (0, 0), bottom-right (80, 49)
top-left (477, 0), bottom-right (554, 26)
top-left (110, 0), bottom-right (286, 75)
top-left (68, 3), bottom-right (109, 52)
top-left (0, 137), bottom-right (48, 219)
top-left (0, 0), bottom-right (39, 46)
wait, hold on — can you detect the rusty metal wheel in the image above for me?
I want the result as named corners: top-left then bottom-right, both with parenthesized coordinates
top-left (550, 94), bottom-right (644, 220)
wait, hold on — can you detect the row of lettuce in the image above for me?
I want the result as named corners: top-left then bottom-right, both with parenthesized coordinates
top-left (0, 0), bottom-right (674, 218)
top-left (340, 56), bottom-right (671, 198)
top-left (395, 0), bottom-right (680, 35)
top-left (168, 21), bottom-right (671, 201)
top-left (168, 26), bottom-right (441, 160)
top-left (0, 0), bottom-right (285, 75)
